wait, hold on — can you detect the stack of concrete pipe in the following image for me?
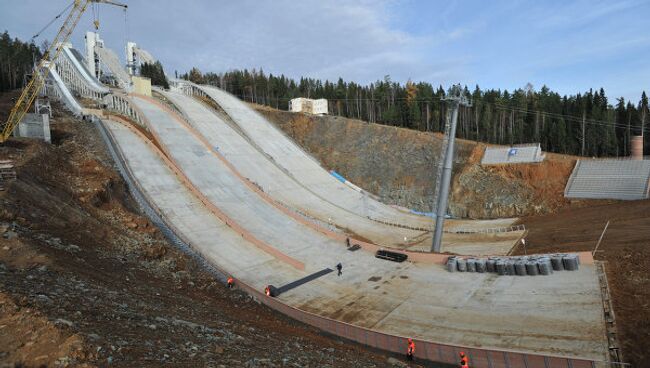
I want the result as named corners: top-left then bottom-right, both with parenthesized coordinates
top-left (447, 253), bottom-right (579, 276)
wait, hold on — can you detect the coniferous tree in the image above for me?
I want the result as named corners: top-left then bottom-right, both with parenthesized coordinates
top-left (176, 65), bottom-right (650, 158)
top-left (140, 61), bottom-right (169, 89)
top-left (0, 31), bottom-right (42, 92)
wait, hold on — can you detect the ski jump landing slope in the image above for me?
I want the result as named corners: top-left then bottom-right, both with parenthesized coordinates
top-left (104, 95), bottom-right (608, 361)
top-left (197, 85), bottom-right (440, 229)
top-left (159, 89), bottom-right (423, 247)
top-left (171, 85), bottom-right (523, 252)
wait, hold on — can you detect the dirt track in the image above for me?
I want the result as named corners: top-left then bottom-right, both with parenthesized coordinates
top-left (515, 200), bottom-right (650, 367)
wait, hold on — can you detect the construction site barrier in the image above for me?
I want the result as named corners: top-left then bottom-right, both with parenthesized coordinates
top-left (94, 114), bottom-right (624, 368)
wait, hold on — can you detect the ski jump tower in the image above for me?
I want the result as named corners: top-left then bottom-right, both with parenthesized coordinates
top-left (85, 31), bottom-right (132, 90)
top-left (126, 42), bottom-right (156, 75)
top-left (85, 31), bottom-right (103, 79)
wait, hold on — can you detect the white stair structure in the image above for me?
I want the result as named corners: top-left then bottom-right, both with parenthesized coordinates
top-left (482, 143), bottom-right (545, 165)
top-left (564, 159), bottom-right (650, 200)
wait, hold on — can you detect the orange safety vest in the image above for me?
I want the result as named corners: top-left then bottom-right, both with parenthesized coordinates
top-left (227, 277), bottom-right (233, 284)
top-left (407, 341), bottom-right (415, 354)
top-left (460, 356), bottom-right (469, 368)
top-left (265, 286), bottom-right (271, 296)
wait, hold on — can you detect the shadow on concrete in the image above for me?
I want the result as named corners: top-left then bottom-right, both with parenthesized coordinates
top-left (275, 268), bottom-right (334, 295)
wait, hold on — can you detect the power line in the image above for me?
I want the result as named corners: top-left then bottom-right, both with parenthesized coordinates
top-left (203, 86), bottom-right (650, 134)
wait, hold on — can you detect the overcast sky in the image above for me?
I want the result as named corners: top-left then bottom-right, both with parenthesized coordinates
top-left (2, 0), bottom-right (649, 102)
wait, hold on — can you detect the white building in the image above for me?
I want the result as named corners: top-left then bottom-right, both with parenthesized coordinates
top-left (289, 98), bottom-right (328, 115)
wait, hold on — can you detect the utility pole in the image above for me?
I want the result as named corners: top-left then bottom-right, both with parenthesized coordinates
top-left (432, 84), bottom-right (471, 253)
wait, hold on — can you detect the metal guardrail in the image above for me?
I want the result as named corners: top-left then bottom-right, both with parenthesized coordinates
top-left (448, 224), bottom-right (527, 234)
top-left (368, 216), bottom-right (526, 234)
top-left (104, 93), bottom-right (143, 127)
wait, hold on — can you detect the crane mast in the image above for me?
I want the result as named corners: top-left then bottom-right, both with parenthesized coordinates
top-left (1, 0), bottom-right (127, 143)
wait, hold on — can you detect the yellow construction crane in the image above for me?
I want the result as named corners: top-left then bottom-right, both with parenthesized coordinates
top-left (0, 0), bottom-right (127, 143)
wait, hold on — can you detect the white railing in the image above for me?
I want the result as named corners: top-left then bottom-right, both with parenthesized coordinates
top-left (104, 93), bottom-right (143, 126)
top-left (54, 46), bottom-right (109, 101)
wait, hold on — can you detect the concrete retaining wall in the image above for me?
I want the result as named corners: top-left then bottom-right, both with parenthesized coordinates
top-left (15, 113), bottom-right (51, 143)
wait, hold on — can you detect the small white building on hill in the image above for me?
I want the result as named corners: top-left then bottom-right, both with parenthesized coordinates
top-left (289, 98), bottom-right (328, 115)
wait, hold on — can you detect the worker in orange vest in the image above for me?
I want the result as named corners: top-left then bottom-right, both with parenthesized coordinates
top-left (265, 285), bottom-right (274, 297)
top-left (459, 351), bottom-right (469, 367)
top-left (406, 338), bottom-right (415, 361)
top-left (227, 277), bottom-right (234, 289)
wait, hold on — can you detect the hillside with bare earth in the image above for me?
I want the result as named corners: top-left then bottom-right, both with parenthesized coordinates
top-left (253, 105), bottom-right (582, 219)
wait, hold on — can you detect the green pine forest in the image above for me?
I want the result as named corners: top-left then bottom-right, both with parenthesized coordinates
top-left (140, 61), bottom-right (169, 89)
top-left (0, 31), bottom-right (42, 93)
top-left (183, 67), bottom-right (649, 158)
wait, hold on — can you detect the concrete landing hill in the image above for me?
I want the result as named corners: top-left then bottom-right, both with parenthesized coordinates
top-left (254, 104), bottom-right (584, 219)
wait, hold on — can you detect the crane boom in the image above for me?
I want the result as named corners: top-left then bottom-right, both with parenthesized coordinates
top-left (96, 0), bottom-right (127, 9)
top-left (1, 0), bottom-right (126, 143)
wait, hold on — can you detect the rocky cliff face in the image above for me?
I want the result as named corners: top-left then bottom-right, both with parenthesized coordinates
top-left (254, 106), bottom-right (576, 219)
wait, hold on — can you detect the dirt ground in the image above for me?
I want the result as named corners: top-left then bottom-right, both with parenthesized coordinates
top-left (514, 200), bottom-right (650, 367)
top-left (254, 105), bottom-right (595, 219)
top-left (0, 95), bottom-right (434, 367)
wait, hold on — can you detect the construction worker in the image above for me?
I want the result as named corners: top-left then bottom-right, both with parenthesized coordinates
top-left (406, 338), bottom-right (415, 361)
top-left (336, 263), bottom-right (343, 276)
top-left (227, 277), bottom-right (234, 289)
top-left (264, 285), bottom-right (276, 297)
top-left (459, 351), bottom-right (469, 367)
top-left (345, 237), bottom-right (351, 247)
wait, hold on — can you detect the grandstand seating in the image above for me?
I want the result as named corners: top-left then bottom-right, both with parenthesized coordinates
top-left (481, 143), bottom-right (545, 165)
top-left (564, 159), bottom-right (650, 200)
